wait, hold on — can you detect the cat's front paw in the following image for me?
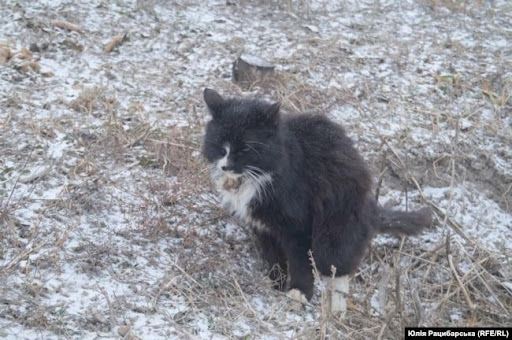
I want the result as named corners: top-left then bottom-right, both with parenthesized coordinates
top-left (286, 289), bottom-right (308, 312)
top-left (286, 289), bottom-right (308, 304)
top-left (330, 291), bottom-right (347, 317)
top-left (327, 275), bottom-right (350, 318)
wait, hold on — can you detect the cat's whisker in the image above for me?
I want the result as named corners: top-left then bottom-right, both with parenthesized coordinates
top-left (243, 168), bottom-right (271, 202)
top-left (245, 144), bottom-right (261, 156)
top-left (251, 172), bottom-right (266, 201)
top-left (246, 165), bottom-right (265, 174)
top-left (245, 140), bottom-right (267, 146)
top-left (245, 166), bottom-right (275, 198)
top-left (245, 172), bottom-right (260, 199)
top-left (245, 141), bottom-right (289, 156)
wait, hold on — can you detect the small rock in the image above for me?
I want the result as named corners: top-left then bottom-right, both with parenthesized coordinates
top-left (118, 325), bottom-right (131, 337)
top-left (29, 43), bottom-right (40, 52)
top-left (232, 53), bottom-right (275, 86)
top-left (303, 24), bottom-right (319, 33)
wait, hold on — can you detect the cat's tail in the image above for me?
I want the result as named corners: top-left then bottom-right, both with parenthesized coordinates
top-left (375, 206), bottom-right (432, 236)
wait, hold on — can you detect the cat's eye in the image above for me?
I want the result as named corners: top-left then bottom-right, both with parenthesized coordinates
top-left (242, 145), bottom-right (251, 152)
top-left (220, 148), bottom-right (227, 156)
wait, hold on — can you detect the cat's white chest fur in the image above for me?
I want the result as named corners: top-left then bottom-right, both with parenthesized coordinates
top-left (211, 145), bottom-right (272, 231)
top-left (214, 174), bottom-right (268, 232)
top-left (218, 178), bottom-right (253, 218)
top-left (211, 170), bottom-right (270, 232)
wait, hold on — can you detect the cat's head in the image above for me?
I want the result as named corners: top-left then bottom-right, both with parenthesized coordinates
top-left (202, 88), bottom-right (281, 178)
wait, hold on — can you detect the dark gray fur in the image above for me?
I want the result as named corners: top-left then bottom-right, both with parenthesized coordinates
top-left (202, 88), bottom-right (432, 299)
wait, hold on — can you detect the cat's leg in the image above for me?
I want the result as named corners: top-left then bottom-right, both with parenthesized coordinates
top-left (254, 230), bottom-right (288, 291)
top-left (281, 237), bottom-right (314, 302)
top-left (313, 222), bottom-right (370, 315)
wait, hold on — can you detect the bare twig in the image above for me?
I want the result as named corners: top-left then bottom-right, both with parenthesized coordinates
top-left (448, 255), bottom-right (476, 311)
top-left (98, 286), bottom-right (116, 329)
top-left (231, 276), bottom-right (284, 339)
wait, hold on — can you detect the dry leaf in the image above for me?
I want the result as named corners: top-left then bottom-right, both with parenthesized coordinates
top-left (16, 60), bottom-right (40, 73)
top-left (481, 81), bottom-right (491, 93)
top-left (41, 71), bottom-right (55, 77)
top-left (103, 34), bottom-right (127, 53)
top-left (481, 81), bottom-right (499, 103)
top-left (52, 20), bottom-right (84, 34)
top-left (13, 47), bottom-right (32, 60)
top-left (0, 41), bottom-right (11, 64)
top-left (8, 46), bottom-right (43, 73)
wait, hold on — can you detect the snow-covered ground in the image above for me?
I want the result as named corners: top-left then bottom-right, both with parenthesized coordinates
top-left (1, 0), bottom-right (510, 339)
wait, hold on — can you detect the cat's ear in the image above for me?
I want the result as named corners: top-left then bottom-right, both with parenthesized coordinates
top-left (264, 102), bottom-right (281, 125)
top-left (204, 88), bottom-right (225, 118)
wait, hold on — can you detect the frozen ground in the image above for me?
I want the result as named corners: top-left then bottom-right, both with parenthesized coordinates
top-left (0, 0), bottom-right (511, 339)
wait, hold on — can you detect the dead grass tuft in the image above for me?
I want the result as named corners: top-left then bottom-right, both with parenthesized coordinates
top-left (482, 80), bottom-right (511, 107)
top-left (1, 1), bottom-right (510, 338)
top-left (0, 41), bottom-right (12, 64)
top-left (103, 34), bottom-right (128, 53)
top-left (51, 20), bottom-right (84, 34)
top-left (9, 47), bottom-right (40, 73)
top-left (423, 0), bottom-right (488, 14)
top-left (232, 70), bottom-right (347, 115)
top-left (69, 87), bottom-right (118, 115)
top-left (435, 73), bottom-right (465, 98)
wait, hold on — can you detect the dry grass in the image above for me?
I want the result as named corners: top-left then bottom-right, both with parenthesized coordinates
top-left (1, 0), bottom-right (510, 338)
top-left (423, 0), bottom-right (489, 14)
top-left (342, 117), bottom-right (512, 337)
top-left (69, 86), bottom-right (118, 115)
top-left (218, 67), bottom-right (356, 117)
top-left (2, 111), bottom-right (510, 339)
top-left (96, 94), bottom-right (509, 340)
top-left (2, 70), bottom-right (511, 340)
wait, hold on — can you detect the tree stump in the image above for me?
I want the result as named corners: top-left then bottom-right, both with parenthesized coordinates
top-left (232, 53), bottom-right (275, 86)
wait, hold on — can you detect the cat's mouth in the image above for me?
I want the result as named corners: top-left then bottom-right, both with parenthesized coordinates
top-left (211, 166), bottom-right (244, 191)
top-left (212, 165), bottom-right (272, 193)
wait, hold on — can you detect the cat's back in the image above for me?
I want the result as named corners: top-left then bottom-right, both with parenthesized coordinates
top-left (283, 114), bottom-right (354, 154)
top-left (283, 113), bottom-right (372, 192)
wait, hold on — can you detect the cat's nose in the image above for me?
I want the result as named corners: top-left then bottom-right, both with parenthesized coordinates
top-left (222, 165), bottom-right (234, 171)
